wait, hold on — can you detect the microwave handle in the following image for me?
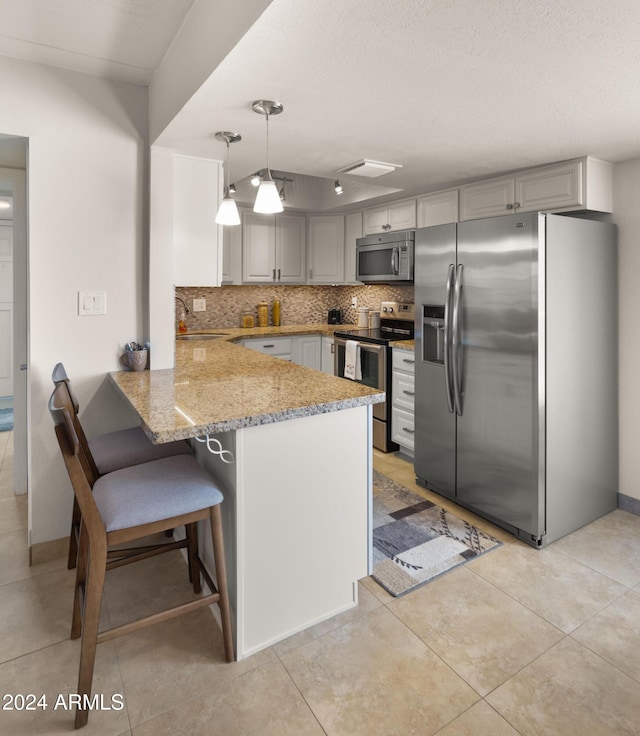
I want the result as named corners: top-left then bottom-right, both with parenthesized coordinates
top-left (391, 247), bottom-right (399, 275)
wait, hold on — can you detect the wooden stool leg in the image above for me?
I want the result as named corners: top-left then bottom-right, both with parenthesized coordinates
top-left (71, 522), bottom-right (89, 640)
top-left (68, 497), bottom-right (81, 569)
top-left (186, 522), bottom-right (201, 594)
top-left (209, 505), bottom-right (234, 662)
top-left (74, 541), bottom-right (107, 730)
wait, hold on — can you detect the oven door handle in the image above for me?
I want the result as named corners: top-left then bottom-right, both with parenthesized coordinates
top-left (334, 338), bottom-right (386, 383)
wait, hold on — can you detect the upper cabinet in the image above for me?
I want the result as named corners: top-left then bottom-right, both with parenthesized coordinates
top-left (459, 157), bottom-right (613, 221)
top-left (344, 211), bottom-right (363, 284)
top-left (416, 189), bottom-right (459, 227)
top-left (363, 199), bottom-right (416, 234)
top-left (243, 212), bottom-right (306, 283)
top-left (221, 207), bottom-right (245, 285)
top-left (173, 154), bottom-right (222, 287)
top-left (307, 215), bottom-right (345, 284)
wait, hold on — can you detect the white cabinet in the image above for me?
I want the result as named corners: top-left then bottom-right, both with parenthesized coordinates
top-left (221, 207), bottom-right (246, 284)
top-left (307, 215), bottom-right (345, 284)
top-left (363, 199), bottom-right (416, 234)
top-left (344, 211), bottom-right (363, 283)
top-left (241, 337), bottom-right (293, 361)
top-left (173, 154), bottom-right (222, 287)
top-left (321, 336), bottom-right (335, 374)
top-left (243, 212), bottom-right (306, 283)
top-left (295, 336), bottom-right (322, 370)
top-left (417, 189), bottom-right (459, 227)
top-left (391, 349), bottom-right (416, 457)
top-left (459, 157), bottom-right (613, 221)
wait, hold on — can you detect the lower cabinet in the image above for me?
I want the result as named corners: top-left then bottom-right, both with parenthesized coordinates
top-left (321, 336), bottom-right (335, 374)
top-left (391, 348), bottom-right (416, 456)
top-left (241, 335), bottom-right (322, 370)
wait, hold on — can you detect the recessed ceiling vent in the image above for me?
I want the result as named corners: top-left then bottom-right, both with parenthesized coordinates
top-left (336, 159), bottom-right (402, 178)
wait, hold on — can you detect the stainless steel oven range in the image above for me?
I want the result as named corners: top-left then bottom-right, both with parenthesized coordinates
top-left (334, 301), bottom-right (415, 452)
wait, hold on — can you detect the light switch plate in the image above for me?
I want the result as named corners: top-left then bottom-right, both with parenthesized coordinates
top-left (193, 298), bottom-right (206, 312)
top-left (78, 291), bottom-right (107, 316)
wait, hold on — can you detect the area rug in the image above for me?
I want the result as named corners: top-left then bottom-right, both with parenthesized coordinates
top-left (372, 470), bottom-right (502, 597)
top-left (0, 408), bottom-right (13, 432)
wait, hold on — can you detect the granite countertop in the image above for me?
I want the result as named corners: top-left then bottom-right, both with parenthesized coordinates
top-left (390, 339), bottom-right (415, 351)
top-left (110, 325), bottom-right (384, 443)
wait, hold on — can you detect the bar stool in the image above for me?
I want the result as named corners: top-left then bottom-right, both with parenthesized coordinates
top-left (52, 363), bottom-right (192, 568)
top-left (49, 381), bottom-right (234, 729)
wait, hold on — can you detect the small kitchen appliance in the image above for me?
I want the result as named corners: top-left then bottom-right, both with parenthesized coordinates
top-left (328, 307), bottom-right (343, 324)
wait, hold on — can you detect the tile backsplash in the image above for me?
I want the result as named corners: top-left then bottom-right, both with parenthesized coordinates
top-left (175, 284), bottom-right (415, 330)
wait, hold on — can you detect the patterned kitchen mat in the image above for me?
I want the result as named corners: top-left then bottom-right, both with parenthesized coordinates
top-left (372, 470), bottom-right (502, 597)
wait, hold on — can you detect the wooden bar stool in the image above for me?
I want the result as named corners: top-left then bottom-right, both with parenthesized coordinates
top-left (49, 381), bottom-right (234, 729)
top-left (52, 363), bottom-right (192, 568)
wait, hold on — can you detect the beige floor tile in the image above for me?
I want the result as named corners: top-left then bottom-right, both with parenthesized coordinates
top-left (390, 567), bottom-right (564, 696)
top-left (597, 508), bottom-right (640, 537)
top-left (434, 700), bottom-right (521, 736)
top-left (468, 542), bottom-right (625, 633)
top-left (0, 529), bottom-right (66, 587)
top-left (0, 493), bottom-right (27, 534)
top-left (131, 659), bottom-right (324, 736)
top-left (0, 469), bottom-right (14, 498)
top-left (0, 638), bottom-right (129, 735)
top-left (280, 606), bottom-right (479, 736)
top-left (0, 567), bottom-right (76, 664)
top-left (102, 548), bottom-right (207, 629)
top-left (114, 606), bottom-right (276, 727)
top-left (552, 515), bottom-right (640, 588)
top-left (359, 574), bottom-right (395, 604)
top-left (273, 581), bottom-right (382, 656)
top-left (571, 589), bottom-right (640, 683)
top-left (487, 637), bottom-right (640, 736)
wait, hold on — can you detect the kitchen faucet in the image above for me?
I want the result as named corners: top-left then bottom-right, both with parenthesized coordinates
top-left (175, 296), bottom-right (191, 315)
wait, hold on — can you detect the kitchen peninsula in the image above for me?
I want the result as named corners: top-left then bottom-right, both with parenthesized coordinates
top-left (110, 331), bottom-right (384, 659)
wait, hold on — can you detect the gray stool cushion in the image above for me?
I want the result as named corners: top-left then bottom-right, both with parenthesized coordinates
top-left (89, 426), bottom-right (192, 475)
top-left (93, 455), bottom-right (224, 532)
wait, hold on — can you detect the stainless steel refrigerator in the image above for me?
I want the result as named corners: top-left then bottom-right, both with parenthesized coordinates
top-left (414, 212), bottom-right (618, 547)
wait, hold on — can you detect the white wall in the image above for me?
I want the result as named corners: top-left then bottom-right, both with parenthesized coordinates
top-left (0, 56), bottom-right (148, 544)
top-left (614, 158), bottom-right (640, 503)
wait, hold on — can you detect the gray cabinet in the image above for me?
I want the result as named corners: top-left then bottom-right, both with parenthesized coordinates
top-left (243, 212), bottom-right (306, 283)
top-left (307, 215), bottom-right (345, 284)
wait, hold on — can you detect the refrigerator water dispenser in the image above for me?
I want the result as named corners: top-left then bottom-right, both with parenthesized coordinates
top-left (422, 305), bottom-right (445, 363)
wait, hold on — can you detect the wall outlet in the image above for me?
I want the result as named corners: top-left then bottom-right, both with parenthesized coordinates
top-left (193, 298), bottom-right (206, 312)
top-left (351, 296), bottom-right (358, 308)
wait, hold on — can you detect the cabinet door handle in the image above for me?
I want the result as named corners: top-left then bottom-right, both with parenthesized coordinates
top-left (277, 268), bottom-right (281, 281)
top-left (402, 427), bottom-right (415, 434)
top-left (272, 268), bottom-right (276, 280)
top-left (506, 203), bottom-right (514, 210)
top-left (402, 390), bottom-right (415, 396)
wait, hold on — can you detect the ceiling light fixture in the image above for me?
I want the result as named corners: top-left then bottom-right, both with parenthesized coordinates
top-left (250, 172), bottom-right (261, 187)
top-left (279, 182), bottom-right (286, 202)
top-left (228, 182), bottom-right (237, 194)
top-left (334, 180), bottom-right (344, 195)
top-left (252, 99), bottom-right (284, 214)
top-left (214, 131), bottom-right (242, 226)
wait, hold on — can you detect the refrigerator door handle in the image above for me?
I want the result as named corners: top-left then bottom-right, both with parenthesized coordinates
top-left (443, 263), bottom-right (455, 413)
top-left (452, 263), bottom-right (464, 416)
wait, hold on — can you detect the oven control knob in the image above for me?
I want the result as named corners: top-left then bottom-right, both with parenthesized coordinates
top-left (382, 306), bottom-right (388, 312)
top-left (388, 307), bottom-right (394, 313)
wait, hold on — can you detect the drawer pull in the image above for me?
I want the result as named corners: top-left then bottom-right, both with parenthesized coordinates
top-left (263, 344), bottom-right (275, 348)
top-left (402, 390), bottom-right (415, 397)
top-left (402, 358), bottom-right (415, 364)
top-left (402, 427), bottom-right (415, 434)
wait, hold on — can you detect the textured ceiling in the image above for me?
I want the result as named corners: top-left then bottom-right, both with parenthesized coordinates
top-left (0, 0), bottom-right (196, 84)
top-left (156, 0), bottom-right (640, 206)
top-left (2, 0), bottom-right (640, 207)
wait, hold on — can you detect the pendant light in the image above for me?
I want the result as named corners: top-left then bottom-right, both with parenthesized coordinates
top-left (252, 100), bottom-right (284, 214)
top-left (215, 131), bottom-right (242, 226)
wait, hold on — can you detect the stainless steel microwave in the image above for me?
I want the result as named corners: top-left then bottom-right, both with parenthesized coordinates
top-left (355, 230), bottom-right (414, 283)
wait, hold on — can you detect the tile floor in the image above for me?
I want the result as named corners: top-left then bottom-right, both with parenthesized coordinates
top-left (1, 434), bottom-right (640, 735)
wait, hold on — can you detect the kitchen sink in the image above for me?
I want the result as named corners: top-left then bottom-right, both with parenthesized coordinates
top-left (176, 333), bottom-right (227, 341)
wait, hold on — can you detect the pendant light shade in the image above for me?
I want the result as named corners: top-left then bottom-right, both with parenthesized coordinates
top-left (252, 100), bottom-right (284, 214)
top-left (214, 131), bottom-right (241, 226)
top-left (254, 170), bottom-right (283, 214)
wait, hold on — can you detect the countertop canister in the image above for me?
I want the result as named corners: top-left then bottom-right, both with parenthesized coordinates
top-left (257, 302), bottom-right (269, 327)
top-left (272, 300), bottom-right (281, 326)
